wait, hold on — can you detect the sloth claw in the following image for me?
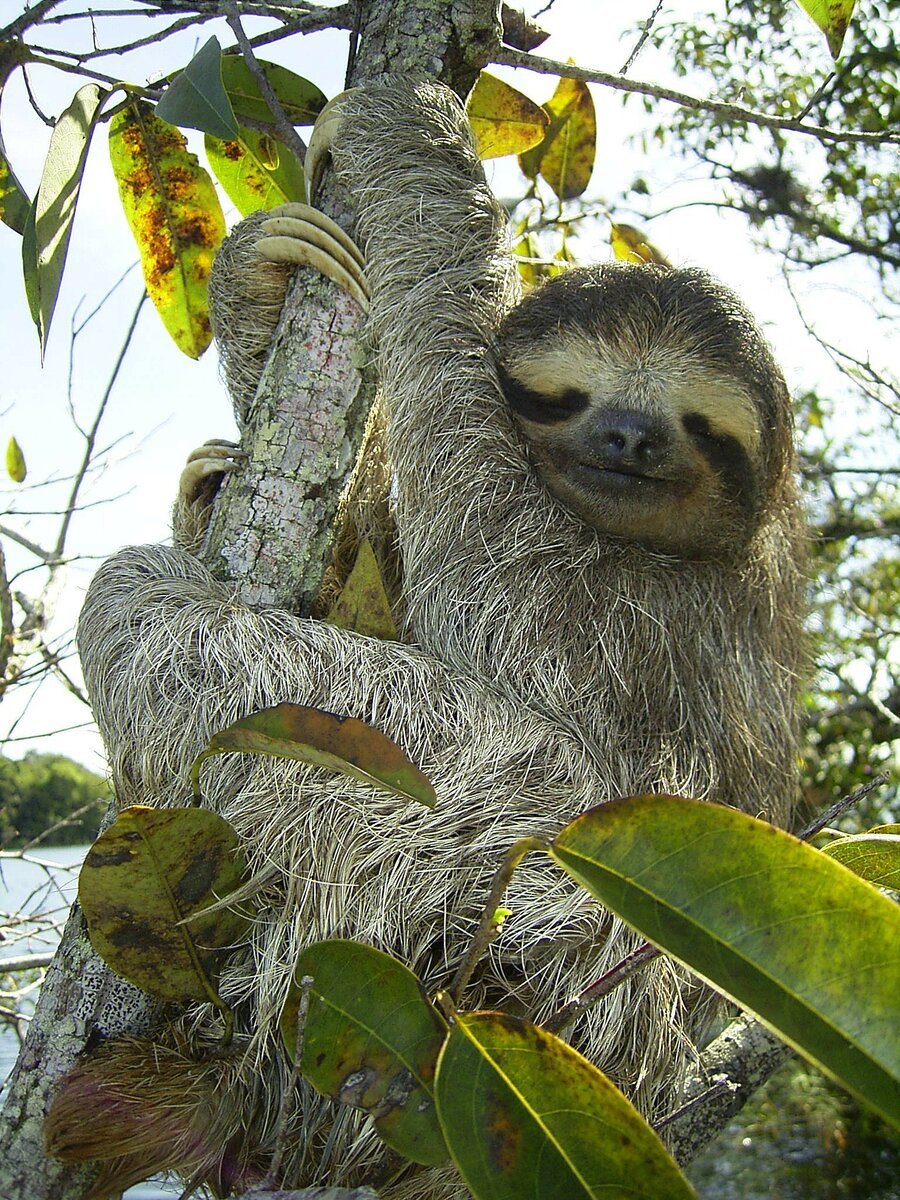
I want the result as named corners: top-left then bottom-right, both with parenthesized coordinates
top-left (178, 439), bottom-right (245, 509)
top-left (257, 203), bottom-right (368, 309)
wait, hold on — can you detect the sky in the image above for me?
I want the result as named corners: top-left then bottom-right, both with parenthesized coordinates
top-left (0, 1), bottom-right (883, 771)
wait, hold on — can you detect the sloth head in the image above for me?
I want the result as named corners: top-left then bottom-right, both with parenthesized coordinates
top-left (496, 264), bottom-right (795, 562)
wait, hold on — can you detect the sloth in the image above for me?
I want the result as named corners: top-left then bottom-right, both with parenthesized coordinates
top-left (68, 79), bottom-right (806, 1198)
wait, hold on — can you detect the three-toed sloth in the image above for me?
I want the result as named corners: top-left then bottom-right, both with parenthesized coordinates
top-left (72, 79), bottom-right (805, 1198)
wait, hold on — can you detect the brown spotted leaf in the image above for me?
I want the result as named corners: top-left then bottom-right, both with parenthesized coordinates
top-left (109, 102), bottom-right (225, 357)
top-left (220, 55), bottom-right (326, 127)
top-left (192, 702), bottom-right (436, 808)
top-left (519, 77), bottom-right (596, 201)
top-left (326, 538), bottom-right (397, 640)
top-left (466, 72), bottom-right (549, 160)
top-left (205, 126), bottom-right (306, 217)
top-left (78, 805), bottom-right (249, 1004)
top-left (435, 1012), bottom-right (694, 1198)
top-left (282, 940), bottom-right (449, 1166)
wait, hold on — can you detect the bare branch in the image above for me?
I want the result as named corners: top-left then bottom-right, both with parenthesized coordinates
top-left (495, 47), bottom-right (900, 147)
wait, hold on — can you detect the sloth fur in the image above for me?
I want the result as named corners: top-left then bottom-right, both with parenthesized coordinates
top-left (74, 80), bottom-right (806, 1197)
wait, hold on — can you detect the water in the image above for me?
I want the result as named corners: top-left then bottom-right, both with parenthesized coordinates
top-left (1, 847), bottom-right (179, 1199)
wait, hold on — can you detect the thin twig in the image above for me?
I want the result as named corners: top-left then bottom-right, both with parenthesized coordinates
top-left (449, 836), bottom-right (548, 1003)
top-left (224, 3), bottom-right (309, 165)
top-left (620, 1), bottom-right (664, 76)
top-left (495, 47), bottom-right (900, 147)
top-left (796, 773), bottom-right (890, 841)
top-left (544, 941), bottom-right (661, 1034)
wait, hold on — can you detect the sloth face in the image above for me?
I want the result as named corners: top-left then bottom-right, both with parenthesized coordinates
top-left (496, 264), bottom-right (792, 562)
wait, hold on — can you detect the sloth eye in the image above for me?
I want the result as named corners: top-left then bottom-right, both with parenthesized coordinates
top-left (682, 413), bottom-right (723, 444)
top-left (500, 365), bottom-right (589, 424)
top-left (683, 413), bottom-right (758, 513)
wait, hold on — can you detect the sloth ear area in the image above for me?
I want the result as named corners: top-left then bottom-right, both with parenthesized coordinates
top-left (256, 203), bottom-right (369, 311)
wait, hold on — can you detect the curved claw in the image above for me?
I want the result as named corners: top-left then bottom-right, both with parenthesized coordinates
top-left (257, 202), bottom-right (369, 310)
top-left (179, 440), bottom-right (245, 508)
top-left (304, 90), bottom-right (352, 202)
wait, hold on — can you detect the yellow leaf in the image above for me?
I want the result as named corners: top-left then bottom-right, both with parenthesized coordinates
top-left (326, 537), bottom-right (397, 640)
top-left (6, 435), bottom-right (26, 483)
top-left (610, 222), bottom-right (671, 268)
top-left (519, 77), bottom-right (596, 201)
top-left (466, 72), bottom-right (549, 160)
top-left (109, 102), bottom-right (225, 358)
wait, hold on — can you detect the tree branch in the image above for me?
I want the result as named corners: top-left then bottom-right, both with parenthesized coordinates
top-left (494, 47), bottom-right (900, 147)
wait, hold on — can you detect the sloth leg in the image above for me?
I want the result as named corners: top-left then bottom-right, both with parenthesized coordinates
top-left (256, 202), bottom-right (369, 310)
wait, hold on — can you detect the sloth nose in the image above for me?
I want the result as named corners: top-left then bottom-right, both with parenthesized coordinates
top-left (587, 409), bottom-right (670, 470)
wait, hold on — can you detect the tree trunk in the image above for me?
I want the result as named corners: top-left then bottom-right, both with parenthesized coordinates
top-left (0, 3), bottom-right (501, 1197)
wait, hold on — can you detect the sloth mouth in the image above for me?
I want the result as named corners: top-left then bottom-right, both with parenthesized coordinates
top-left (575, 462), bottom-right (672, 490)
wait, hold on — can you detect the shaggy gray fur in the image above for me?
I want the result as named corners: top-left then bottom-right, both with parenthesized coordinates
top-left (77, 80), bottom-right (805, 1196)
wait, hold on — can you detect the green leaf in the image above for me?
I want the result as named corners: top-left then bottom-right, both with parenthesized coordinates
top-left (466, 72), bottom-right (549, 160)
top-left (550, 796), bottom-right (900, 1128)
top-left (78, 805), bottom-right (250, 1004)
top-left (205, 126), bottom-right (306, 217)
top-left (220, 56), bottom-right (326, 127)
top-left (282, 940), bottom-right (449, 1166)
top-left (6, 435), bottom-right (26, 482)
top-left (821, 833), bottom-right (900, 889)
top-left (435, 1013), bottom-right (695, 1199)
top-left (155, 36), bottom-right (238, 140)
top-left (793, 0), bottom-right (857, 58)
top-left (31, 83), bottom-right (103, 351)
top-left (326, 537), bottom-right (397, 640)
top-left (192, 702), bottom-right (436, 809)
top-left (109, 102), bottom-right (225, 357)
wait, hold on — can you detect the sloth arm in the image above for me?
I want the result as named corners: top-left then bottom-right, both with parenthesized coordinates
top-left (325, 82), bottom-right (558, 661)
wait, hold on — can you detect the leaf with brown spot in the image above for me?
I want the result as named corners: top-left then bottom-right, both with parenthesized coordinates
top-left (109, 102), bottom-right (225, 358)
top-left (205, 126), bottom-right (306, 217)
top-left (192, 702), bottom-right (436, 808)
top-left (435, 1012), bottom-right (694, 1198)
top-left (326, 537), bottom-right (397, 641)
top-left (466, 72), bottom-right (549, 160)
top-left (78, 805), bottom-right (249, 1004)
top-left (282, 940), bottom-right (449, 1166)
top-left (519, 77), bottom-right (596, 201)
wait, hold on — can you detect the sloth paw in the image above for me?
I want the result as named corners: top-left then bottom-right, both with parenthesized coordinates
top-left (256, 202), bottom-right (368, 310)
top-left (173, 439), bottom-right (245, 553)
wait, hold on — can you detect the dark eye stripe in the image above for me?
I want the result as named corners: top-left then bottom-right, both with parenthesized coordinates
top-left (498, 365), bottom-right (590, 424)
top-left (682, 414), bottom-right (759, 515)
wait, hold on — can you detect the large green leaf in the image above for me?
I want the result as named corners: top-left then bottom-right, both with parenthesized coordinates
top-left (282, 940), bottom-right (449, 1166)
top-left (205, 126), bottom-right (305, 216)
top-left (435, 1013), bottom-right (695, 1199)
top-left (220, 55), bottom-right (326, 127)
top-left (109, 102), bottom-right (225, 357)
top-left (155, 35), bottom-right (239, 140)
top-left (31, 83), bottom-right (103, 351)
top-left (192, 702), bottom-right (436, 808)
top-left (79, 805), bottom-right (249, 1004)
top-left (550, 796), bottom-right (900, 1127)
